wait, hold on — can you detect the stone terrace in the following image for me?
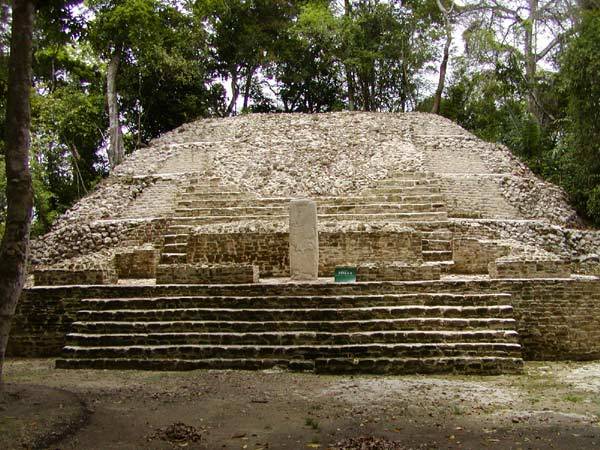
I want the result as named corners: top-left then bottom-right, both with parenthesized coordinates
top-left (12, 112), bottom-right (600, 375)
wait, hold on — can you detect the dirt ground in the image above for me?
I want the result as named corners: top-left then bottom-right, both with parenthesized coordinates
top-left (1, 360), bottom-right (599, 449)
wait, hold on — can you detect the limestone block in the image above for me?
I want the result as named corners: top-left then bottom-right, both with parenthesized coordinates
top-left (156, 263), bottom-right (259, 284)
top-left (289, 199), bottom-right (318, 280)
top-left (452, 238), bottom-right (510, 274)
top-left (356, 262), bottom-right (441, 281)
top-left (114, 246), bottom-right (158, 279)
top-left (489, 258), bottom-right (571, 279)
top-left (33, 267), bottom-right (118, 286)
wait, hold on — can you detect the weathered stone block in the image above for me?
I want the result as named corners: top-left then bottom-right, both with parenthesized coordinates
top-left (356, 263), bottom-right (441, 282)
top-left (489, 258), bottom-right (571, 279)
top-left (114, 246), bottom-right (158, 279)
top-left (289, 199), bottom-right (319, 280)
top-left (452, 238), bottom-right (510, 274)
top-left (156, 263), bottom-right (259, 284)
top-left (33, 267), bottom-right (117, 286)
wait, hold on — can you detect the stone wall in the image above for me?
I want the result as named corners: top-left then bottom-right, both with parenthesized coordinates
top-left (156, 264), bottom-right (259, 284)
top-left (489, 258), bottom-right (571, 279)
top-left (356, 263), bottom-right (440, 281)
top-left (8, 278), bottom-right (600, 360)
top-left (187, 232), bottom-right (289, 277)
top-left (31, 217), bottom-right (170, 266)
top-left (452, 238), bottom-right (510, 274)
top-left (451, 219), bottom-right (600, 259)
top-left (114, 246), bottom-right (159, 279)
top-left (186, 230), bottom-right (422, 277)
top-left (33, 267), bottom-right (118, 286)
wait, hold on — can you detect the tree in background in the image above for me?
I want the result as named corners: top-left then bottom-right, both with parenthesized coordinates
top-left (195, 0), bottom-right (296, 115)
top-left (0, 0), bottom-right (35, 390)
top-left (267, 0), bottom-right (344, 112)
top-left (340, 0), bottom-right (439, 112)
top-left (87, 0), bottom-right (163, 168)
top-left (555, 0), bottom-right (600, 222)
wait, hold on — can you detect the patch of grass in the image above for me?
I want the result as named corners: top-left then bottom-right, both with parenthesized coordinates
top-left (564, 394), bottom-right (584, 403)
top-left (451, 405), bottom-right (463, 416)
top-left (305, 417), bottom-right (320, 430)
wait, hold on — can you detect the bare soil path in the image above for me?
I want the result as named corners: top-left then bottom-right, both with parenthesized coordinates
top-left (1, 360), bottom-right (599, 449)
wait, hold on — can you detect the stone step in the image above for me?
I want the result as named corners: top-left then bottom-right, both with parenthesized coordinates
top-left (435, 260), bottom-right (456, 273)
top-left (61, 342), bottom-right (523, 360)
top-left (159, 253), bottom-right (186, 264)
top-left (162, 243), bottom-right (187, 253)
top-left (184, 176), bottom-right (221, 184)
top-left (423, 250), bottom-right (453, 262)
top-left (58, 280), bottom-right (502, 298)
top-left (387, 172), bottom-right (436, 180)
top-left (170, 212), bottom-right (448, 226)
top-left (176, 194), bottom-right (447, 208)
top-left (365, 186), bottom-right (441, 195)
top-left (321, 211), bottom-right (449, 222)
top-left (56, 357), bottom-right (314, 371)
top-left (76, 305), bottom-right (514, 322)
top-left (178, 192), bottom-right (255, 201)
top-left (375, 179), bottom-right (440, 187)
top-left (321, 203), bottom-right (447, 214)
top-left (173, 203), bottom-right (448, 218)
top-left (71, 318), bottom-right (518, 334)
top-left (81, 293), bottom-right (513, 310)
top-left (314, 356), bottom-right (524, 375)
top-left (183, 186), bottom-right (248, 194)
top-left (66, 330), bottom-right (520, 347)
top-left (165, 220), bottom-right (452, 236)
top-left (163, 234), bottom-right (188, 245)
top-left (421, 229), bottom-right (454, 240)
top-left (55, 356), bottom-right (523, 374)
top-left (317, 194), bottom-right (446, 205)
top-left (422, 239), bottom-right (452, 251)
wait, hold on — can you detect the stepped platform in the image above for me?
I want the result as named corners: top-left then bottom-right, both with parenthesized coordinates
top-left (54, 282), bottom-right (523, 374)
top-left (20, 113), bottom-right (600, 378)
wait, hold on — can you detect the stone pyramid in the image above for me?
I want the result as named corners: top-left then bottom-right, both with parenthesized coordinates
top-left (9, 112), bottom-right (600, 374)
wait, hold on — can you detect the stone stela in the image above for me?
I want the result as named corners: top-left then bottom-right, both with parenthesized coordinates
top-left (289, 199), bottom-right (319, 280)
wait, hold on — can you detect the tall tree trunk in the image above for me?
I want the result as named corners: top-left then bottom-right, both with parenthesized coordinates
top-left (0, 0), bottom-right (35, 391)
top-left (107, 49), bottom-right (125, 168)
top-left (226, 68), bottom-right (239, 116)
top-left (432, 20), bottom-right (452, 114)
top-left (242, 66), bottom-right (255, 111)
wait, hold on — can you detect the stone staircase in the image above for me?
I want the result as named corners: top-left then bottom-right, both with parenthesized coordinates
top-left (160, 172), bottom-right (454, 267)
top-left (56, 284), bottom-right (523, 374)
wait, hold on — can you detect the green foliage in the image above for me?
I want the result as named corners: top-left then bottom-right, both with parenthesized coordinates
top-left (340, 0), bottom-right (439, 111)
top-left (270, 1), bottom-right (344, 112)
top-left (117, 4), bottom-right (224, 140)
top-left (29, 83), bottom-right (106, 234)
top-left (557, 7), bottom-right (600, 224)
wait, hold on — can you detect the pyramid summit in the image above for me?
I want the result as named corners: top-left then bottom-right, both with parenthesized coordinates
top-left (11, 112), bottom-right (600, 374)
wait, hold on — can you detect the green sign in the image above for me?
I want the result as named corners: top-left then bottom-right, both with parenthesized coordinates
top-left (335, 266), bottom-right (356, 283)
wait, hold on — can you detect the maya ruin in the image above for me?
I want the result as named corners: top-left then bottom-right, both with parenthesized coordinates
top-left (10, 112), bottom-right (600, 375)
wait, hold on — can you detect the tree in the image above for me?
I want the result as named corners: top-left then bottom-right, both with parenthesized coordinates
top-left (468, 0), bottom-right (576, 124)
top-left (87, 0), bottom-right (164, 168)
top-left (556, 0), bottom-right (600, 223)
top-left (267, 1), bottom-right (344, 112)
top-left (195, 0), bottom-right (296, 115)
top-left (340, 0), bottom-right (438, 112)
top-left (431, 0), bottom-right (456, 114)
top-left (0, 0), bottom-right (35, 390)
